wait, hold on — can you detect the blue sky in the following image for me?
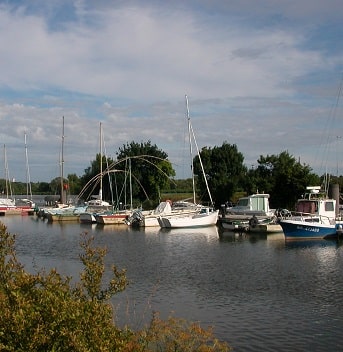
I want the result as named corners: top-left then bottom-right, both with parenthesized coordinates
top-left (0, 0), bottom-right (342, 183)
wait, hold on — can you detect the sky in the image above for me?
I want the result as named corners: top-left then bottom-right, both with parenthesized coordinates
top-left (0, 0), bottom-right (342, 183)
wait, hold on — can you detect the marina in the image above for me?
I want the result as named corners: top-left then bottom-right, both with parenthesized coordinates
top-left (1, 212), bottom-right (343, 352)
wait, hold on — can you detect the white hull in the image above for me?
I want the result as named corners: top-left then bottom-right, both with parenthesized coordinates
top-left (158, 209), bottom-right (219, 228)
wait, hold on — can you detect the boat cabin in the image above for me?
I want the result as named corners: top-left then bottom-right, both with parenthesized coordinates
top-left (296, 186), bottom-right (336, 219)
top-left (227, 193), bottom-right (273, 216)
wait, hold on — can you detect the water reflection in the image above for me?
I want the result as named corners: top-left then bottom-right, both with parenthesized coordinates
top-left (218, 230), bottom-right (271, 243)
top-left (159, 225), bottom-right (219, 240)
top-left (2, 215), bottom-right (343, 352)
top-left (285, 238), bottom-right (342, 249)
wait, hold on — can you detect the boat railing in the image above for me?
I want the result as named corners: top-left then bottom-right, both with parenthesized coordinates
top-left (288, 211), bottom-right (335, 224)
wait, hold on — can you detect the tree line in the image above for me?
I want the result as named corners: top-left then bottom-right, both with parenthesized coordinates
top-left (2, 140), bottom-right (342, 210)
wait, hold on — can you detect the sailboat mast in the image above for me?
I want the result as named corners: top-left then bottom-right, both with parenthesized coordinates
top-left (4, 144), bottom-right (13, 200)
top-left (99, 122), bottom-right (103, 201)
top-left (185, 95), bottom-right (196, 204)
top-left (129, 157), bottom-right (133, 209)
top-left (60, 116), bottom-right (65, 205)
top-left (24, 132), bottom-right (32, 200)
top-left (185, 95), bottom-right (214, 207)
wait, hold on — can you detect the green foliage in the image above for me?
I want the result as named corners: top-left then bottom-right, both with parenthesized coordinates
top-left (193, 142), bottom-right (247, 206)
top-left (0, 224), bottom-right (231, 352)
top-left (67, 173), bottom-right (83, 195)
top-left (80, 153), bottom-right (115, 202)
top-left (168, 178), bottom-right (194, 193)
top-left (115, 141), bottom-right (175, 203)
top-left (250, 151), bottom-right (321, 209)
top-left (0, 226), bottom-right (129, 351)
top-left (34, 181), bottom-right (51, 194)
top-left (123, 312), bottom-right (231, 352)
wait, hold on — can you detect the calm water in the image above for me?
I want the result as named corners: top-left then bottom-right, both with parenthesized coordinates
top-left (1, 213), bottom-right (343, 352)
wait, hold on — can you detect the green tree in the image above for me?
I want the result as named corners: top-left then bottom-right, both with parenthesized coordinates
top-left (193, 142), bottom-right (247, 207)
top-left (0, 225), bottom-right (129, 351)
top-left (252, 151), bottom-right (320, 209)
top-left (115, 141), bottom-right (175, 205)
top-left (79, 153), bottom-right (115, 203)
top-left (67, 173), bottom-right (82, 195)
top-left (0, 224), bottom-right (231, 352)
top-left (35, 181), bottom-right (50, 194)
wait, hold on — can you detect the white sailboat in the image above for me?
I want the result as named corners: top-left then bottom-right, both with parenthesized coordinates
top-left (95, 157), bottom-right (133, 225)
top-left (158, 95), bottom-right (219, 228)
top-left (79, 122), bottom-right (111, 223)
top-left (16, 132), bottom-right (36, 211)
top-left (0, 144), bottom-right (19, 215)
top-left (39, 117), bottom-right (76, 221)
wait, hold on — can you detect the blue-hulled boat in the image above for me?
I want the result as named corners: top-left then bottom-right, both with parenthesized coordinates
top-left (279, 186), bottom-right (340, 240)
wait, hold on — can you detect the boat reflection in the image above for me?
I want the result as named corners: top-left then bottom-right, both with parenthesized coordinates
top-left (159, 225), bottom-right (219, 240)
top-left (285, 238), bottom-right (342, 249)
top-left (94, 223), bottom-right (131, 233)
top-left (218, 230), bottom-right (248, 242)
top-left (219, 229), bottom-right (285, 244)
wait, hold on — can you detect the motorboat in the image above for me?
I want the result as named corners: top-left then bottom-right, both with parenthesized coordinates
top-left (279, 186), bottom-right (340, 240)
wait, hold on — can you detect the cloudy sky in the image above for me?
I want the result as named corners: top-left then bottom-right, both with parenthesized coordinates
top-left (0, 0), bottom-right (342, 183)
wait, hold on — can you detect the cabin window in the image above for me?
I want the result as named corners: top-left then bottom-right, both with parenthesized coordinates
top-left (237, 198), bottom-right (249, 207)
top-left (251, 197), bottom-right (266, 211)
top-left (325, 202), bottom-right (334, 212)
top-left (296, 201), bottom-right (316, 214)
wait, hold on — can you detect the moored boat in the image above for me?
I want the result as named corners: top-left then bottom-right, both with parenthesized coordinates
top-left (279, 186), bottom-right (340, 240)
top-left (158, 206), bottom-right (219, 228)
top-left (95, 210), bottom-right (132, 225)
top-left (157, 95), bottom-right (218, 229)
top-left (46, 205), bottom-right (87, 222)
top-left (220, 193), bottom-right (277, 232)
top-left (127, 200), bottom-right (202, 227)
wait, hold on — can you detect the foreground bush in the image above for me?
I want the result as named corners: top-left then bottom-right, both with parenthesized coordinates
top-left (124, 312), bottom-right (231, 352)
top-left (0, 223), bottom-right (231, 351)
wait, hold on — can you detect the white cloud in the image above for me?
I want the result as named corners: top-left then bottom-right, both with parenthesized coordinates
top-left (0, 1), bottom-right (341, 184)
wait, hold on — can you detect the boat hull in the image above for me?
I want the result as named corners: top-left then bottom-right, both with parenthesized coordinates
top-left (158, 210), bottom-right (219, 228)
top-left (249, 223), bottom-right (283, 234)
top-left (95, 211), bottom-right (131, 225)
top-left (47, 214), bottom-right (80, 222)
top-left (79, 213), bottom-right (97, 223)
top-left (280, 219), bottom-right (338, 240)
top-left (221, 219), bottom-right (249, 231)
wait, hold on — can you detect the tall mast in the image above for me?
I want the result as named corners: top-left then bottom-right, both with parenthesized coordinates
top-left (60, 116), bottom-right (65, 204)
top-left (185, 95), bottom-right (214, 206)
top-left (185, 95), bottom-right (196, 204)
top-left (99, 122), bottom-right (103, 201)
top-left (24, 132), bottom-right (32, 200)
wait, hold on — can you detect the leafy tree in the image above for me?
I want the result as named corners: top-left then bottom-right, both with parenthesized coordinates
top-left (167, 178), bottom-right (194, 193)
top-left (114, 141), bottom-right (175, 205)
top-left (34, 181), bottom-right (51, 194)
top-left (0, 223), bottom-right (231, 352)
top-left (80, 153), bottom-right (115, 202)
top-left (252, 151), bottom-right (320, 209)
top-left (49, 176), bottom-right (67, 195)
top-left (67, 173), bottom-right (82, 195)
top-left (193, 142), bottom-right (247, 207)
top-left (0, 225), bottom-right (129, 351)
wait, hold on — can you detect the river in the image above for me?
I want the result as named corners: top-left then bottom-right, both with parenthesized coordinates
top-left (1, 212), bottom-right (343, 352)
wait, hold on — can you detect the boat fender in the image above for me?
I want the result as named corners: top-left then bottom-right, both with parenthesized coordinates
top-left (249, 216), bottom-right (258, 228)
